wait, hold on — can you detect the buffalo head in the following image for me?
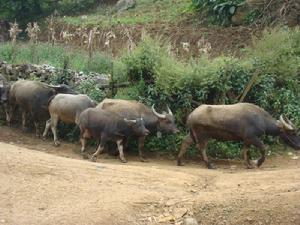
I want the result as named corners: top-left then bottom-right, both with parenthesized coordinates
top-left (124, 117), bottom-right (150, 137)
top-left (152, 105), bottom-right (179, 134)
top-left (50, 84), bottom-right (77, 95)
top-left (0, 81), bottom-right (9, 104)
top-left (278, 115), bottom-right (300, 150)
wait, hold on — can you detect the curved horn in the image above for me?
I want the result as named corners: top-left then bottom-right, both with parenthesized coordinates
top-left (280, 115), bottom-right (293, 130)
top-left (152, 104), bottom-right (166, 119)
top-left (167, 105), bottom-right (173, 116)
top-left (124, 118), bottom-right (136, 123)
top-left (285, 116), bottom-right (294, 126)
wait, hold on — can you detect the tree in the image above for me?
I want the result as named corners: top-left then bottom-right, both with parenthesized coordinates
top-left (0, 0), bottom-right (56, 27)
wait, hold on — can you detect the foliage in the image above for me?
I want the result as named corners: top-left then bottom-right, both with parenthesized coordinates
top-left (0, 42), bottom-right (113, 74)
top-left (0, 0), bottom-right (101, 27)
top-left (245, 27), bottom-right (300, 79)
top-left (191, 0), bottom-right (245, 25)
top-left (121, 36), bottom-right (162, 83)
top-left (60, 0), bottom-right (191, 27)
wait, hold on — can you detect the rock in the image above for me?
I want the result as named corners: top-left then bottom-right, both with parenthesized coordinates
top-left (183, 217), bottom-right (199, 225)
top-left (114, 0), bottom-right (136, 13)
top-left (174, 207), bottom-right (188, 219)
top-left (158, 215), bottom-right (175, 223)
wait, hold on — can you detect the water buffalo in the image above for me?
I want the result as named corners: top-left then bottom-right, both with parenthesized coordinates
top-left (97, 98), bottom-right (179, 161)
top-left (42, 94), bottom-right (96, 146)
top-left (0, 74), bottom-right (10, 122)
top-left (177, 103), bottom-right (300, 169)
top-left (78, 108), bottom-right (150, 163)
top-left (8, 80), bottom-right (77, 136)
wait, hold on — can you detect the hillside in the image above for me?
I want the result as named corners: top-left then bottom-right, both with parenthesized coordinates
top-left (35, 0), bottom-right (297, 58)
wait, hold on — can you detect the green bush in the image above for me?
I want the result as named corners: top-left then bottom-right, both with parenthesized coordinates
top-left (121, 36), bottom-right (162, 83)
top-left (245, 27), bottom-right (300, 79)
top-left (191, 0), bottom-right (245, 25)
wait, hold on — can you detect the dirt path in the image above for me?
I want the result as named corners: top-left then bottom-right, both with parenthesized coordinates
top-left (0, 126), bottom-right (300, 225)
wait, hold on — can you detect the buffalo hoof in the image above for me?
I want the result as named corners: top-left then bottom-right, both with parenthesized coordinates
top-left (120, 158), bottom-right (127, 163)
top-left (207, 163), bottom-right (216, 169)
top-left (177, 160), bottom-right (184, 166)
top-left (257, 159), bottom-right (265, 167)
top-left (42, 136), bottom-right (47, 141)
top-left (140, 157), bottom-right (149, 162)
top-left (54, 141), bottom-right (60, 147)
top-left (91, 156), bottom-right (97, 162)
top-left (245, 163), bottom-right (254, 169)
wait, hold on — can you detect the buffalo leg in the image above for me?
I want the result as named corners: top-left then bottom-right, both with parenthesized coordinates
top-left (117, 139), bottom-right (127, 163)
top-left (91, 141), bottom-right (105, 162)
top-left (177, 134), bottom-right (193, 166)
top-left (42, 119), bottom-right (51, 140)
top-left (34, 121), bottom-right (40, 137)
top-left (80, 137), bottom-right (87, 153)
top-left (251, 138), bottom-right (266, 167)
top-left (197, 141), bottom-right (214, 169)
top-left (50, 116), bottom-right (60, 146)
top-left (21, 111), bottom-right (27, 131)
top-left (242, 144), bottom-right (254, 169)
top-left (138, 136), bottom-right (148, 162)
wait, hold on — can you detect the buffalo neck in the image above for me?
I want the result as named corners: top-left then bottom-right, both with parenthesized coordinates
top-left (264, 117), bottom-right (281, 137)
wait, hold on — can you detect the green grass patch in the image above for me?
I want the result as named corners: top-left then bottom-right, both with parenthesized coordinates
top-left (60, 0), bottom-right (191, 27)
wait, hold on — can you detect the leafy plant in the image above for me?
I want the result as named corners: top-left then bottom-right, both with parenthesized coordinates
top-left (191, 0), bottom-right (245, 25)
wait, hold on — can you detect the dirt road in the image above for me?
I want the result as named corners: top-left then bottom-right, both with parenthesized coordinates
top-left (0, 126), bottom-right (299, 225)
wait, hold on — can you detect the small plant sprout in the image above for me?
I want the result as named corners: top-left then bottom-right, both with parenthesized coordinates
top-left (181, 42), bottom-right (190, 52)
top-left (104, 31), bottom-right (116, 49)
top-left (26, 22), bottom-right (40, 44)
top-left (46, 15), bottom-right (56, 45)
top-left (75, 26), bottom-right (88, 46)
top-left (87, 27), bottom-right (100, 58)
top-left (197, 37), bottom-right (212, 54)
top-left (121, 24), bottom-right (136, 53)
top-left (9, 21), bottom-right (22, 44)
top-left (61, 30), bottom-right (75, 44)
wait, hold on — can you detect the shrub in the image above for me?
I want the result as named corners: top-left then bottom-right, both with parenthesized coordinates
top-left (121, 36), bottom-right (162, 83)
top-left (245, 27), bottom-right (300, 79)
top-left (191, 0), bottom-right (245, 25)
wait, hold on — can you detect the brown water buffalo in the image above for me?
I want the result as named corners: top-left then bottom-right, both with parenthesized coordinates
top-left (8, 80), bottom-right (77, 136)
top-left (42, 94), bottom-right (96, 146)
top-left (97, 98), bottom-right (179, 161)
top-left (78, 108), bottom-right (150, 163)
top-left (177, 103), bottom-right (300, 169)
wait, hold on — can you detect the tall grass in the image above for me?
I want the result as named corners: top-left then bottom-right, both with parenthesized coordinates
top-left (0, 42), bottom-right (113, 74)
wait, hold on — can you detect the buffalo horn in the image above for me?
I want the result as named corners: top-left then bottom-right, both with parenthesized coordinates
top-left (124, 118), bottom-right (137, 123)
top-left (167, 105), bottom-right (173, 116)
top-left (152, 104), bottom-right (166, 119)
top-left (280, 115), bottom-right (294, 130)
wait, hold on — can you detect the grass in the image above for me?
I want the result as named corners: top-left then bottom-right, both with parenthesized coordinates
top-left (60, 0), bottom-right (192, 27)
top-left (0, 42), bottom-right (113, 74)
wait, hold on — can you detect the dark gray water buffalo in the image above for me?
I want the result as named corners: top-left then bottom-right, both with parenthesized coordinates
top-left (8, 80), bottom-right (77, 136)
top-left (97, 98), bottom-right (179, 161)
top-left (177, 103), bottom-right (300, 169)
top-left (78, 108), bottom-right (150, 163)
top-left (43, 94), bottom-right (96, 146)
top-left (0, 74), bottom-right (10, 122)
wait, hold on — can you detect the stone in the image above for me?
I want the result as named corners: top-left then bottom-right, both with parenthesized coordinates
top-left (114, 0), bottom-right (136, 13)
top-left (183, 217), bottom-right (199, 225)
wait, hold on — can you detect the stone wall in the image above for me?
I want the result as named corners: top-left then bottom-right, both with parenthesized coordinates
top-left (0, 60), bottom-right (110, 87)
